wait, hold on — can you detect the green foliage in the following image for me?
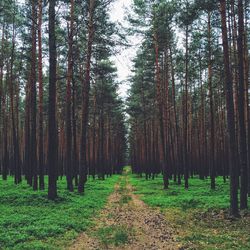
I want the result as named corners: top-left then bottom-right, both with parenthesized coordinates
top-left (95, 225), bottom-right (130, 247)
top-left (130, 175), bottom-right (233, 210)
top-left (120, 194), bottom-right (132, 204)
top-left (130, 174), bottom-right (250, 249)
top-left (123, 166), bottom-right (132, 175)
top-left (117, 177), bottom-right (131, 204)
top-left (0, 175), bottom-right (120, 250)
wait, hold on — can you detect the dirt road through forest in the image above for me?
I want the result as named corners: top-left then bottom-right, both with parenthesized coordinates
top-left (69, 172), bottom-right (180, 250)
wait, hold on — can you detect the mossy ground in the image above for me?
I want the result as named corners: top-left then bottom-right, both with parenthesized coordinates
top-left (130, 174), bottom-right (250, 250)
top-left (95, 225), bottom-right (130, 247)
top-left (1, 172), bottom-right (250, 250)
top-left (0, 175), bottom-right (119, 250)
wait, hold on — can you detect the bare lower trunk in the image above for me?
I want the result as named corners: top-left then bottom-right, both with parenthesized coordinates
top-left (219, 0), bottom-right (239, 216)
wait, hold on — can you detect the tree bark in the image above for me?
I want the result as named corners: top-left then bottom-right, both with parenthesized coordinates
top-left (208, 11), bottom-right (215, 190)
top-left (38, 0), bottom-right (44, 190)
top-left (48, 0), bottom-right (57, 200)
top-left (65, 0), bottom-right (75, 192)
top-left (219, 0), bottom-right (239, 216)
top-left (154, 32), bottom-right (168, 189)
top-left (78, 0), bottom-right (96, 194)
top-left (237, 0), bottom-right (248, 209)
top-left (30, 0), bottom-right (37, 191)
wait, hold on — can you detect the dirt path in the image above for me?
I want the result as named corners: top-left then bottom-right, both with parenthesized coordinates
top-left (69, 174), bottom-right (180, 250)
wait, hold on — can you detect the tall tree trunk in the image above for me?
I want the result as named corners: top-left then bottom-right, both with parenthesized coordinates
top-left (243, 25), bottom-right (250, 197)
top-left (199, 48), bottom-right (206, 180)
top-left (9, 4), bottom-right (21, 184)
top-left (169, 46), bottom-right (181, 185)
top-left (141, 77), bottom-right (149, 179)
top-left (154, 32), bottom-right (168, 189)
top-left (48, 0), bottom-right (57, 200)
top-left (78, 0), bottom-right (96, 194)
top-left (38, 0), bottom-right (44, 190)
top-left (65, 0), bottom-right (75, 192)
top-left (30, 0), bottom-right (37, 191)
top-left (237, 0), bottom-right (248, 209)
top-left (24, 83), bottom-right (31, 185)
top-left (91, 90), bottom-right (97, 179)
top-left (219, 0), bottom-right (239, 216)
top-left (99, 102), bottom-right (105, 179)
top-left (184, 24), bottom-right (189, 189)
top-left (208, 11), bottom-right (215, 190)
top-left (1, 25), bottom-right (8, 181)
top-left (72, 78), bottom-right (78, 186)
top-left (0, 24), bottom-right (4, 180)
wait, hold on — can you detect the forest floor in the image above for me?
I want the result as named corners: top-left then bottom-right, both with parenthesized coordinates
top-left (69, 169), bottom-right (180, 250)
top-left (1, 171), bottom-right (250, 250)
top-left (69, 168), bottom-right (250, 250)
top-left (130, 174), bottom-right (250, 250)
top-left (0, 175), bottom-right (120, 250)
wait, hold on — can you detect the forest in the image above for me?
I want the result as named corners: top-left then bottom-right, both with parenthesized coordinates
top-left (0, 0), bottom-right (250, 249)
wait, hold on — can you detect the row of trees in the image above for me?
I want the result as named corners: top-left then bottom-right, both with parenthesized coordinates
top-left (128, 0), bottom-right (249, 216)
top-left (0, 0), bottom-right (126, 199)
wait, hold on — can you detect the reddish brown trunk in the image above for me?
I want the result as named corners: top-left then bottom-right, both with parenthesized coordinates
top-left (208, 11), bottom-right (215, 189)
top-left (9, 7), bottom-right (21, 184)
top-left (65, 0), bottom-right (74, 192)
top-left (30, 0), bottom-right (37, 190)
top-left (78, 0), bottom-right (96, 193)
top-left (219, 0), bottom-right (239, 216)
top-left (237, 0), bottom-right (248, 209)
top-left (48, 0), bottom-right (57, 200)
top-left (183, 25), bottom-right (189, 189)
top-left (153, 31), bottom-right (168, 189)
top-left (38, 0), bottom-right (44, 190)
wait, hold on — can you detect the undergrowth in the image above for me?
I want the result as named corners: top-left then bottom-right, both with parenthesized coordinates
top-left (95, 225), bottom-right (131, 247)
top-left (130, 174), bottom-right (250, 250)
top-left (0, 175), bottom-right (119, 250)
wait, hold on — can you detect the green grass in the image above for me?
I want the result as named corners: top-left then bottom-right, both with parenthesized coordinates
top-left (123, 166), bottom-right (132, 175)
top-left (130, 174), bottom-right (250, 250)
top-left (118, 177), bottom-right (126, 194)
top-left (117, 172), bottom-right (132, 204)
top-left (95, 225), bottom-right (130, 247)
top-left (120, 194), bottom-right (132, 204)
top-left (130, 175), bottom-right (232, 210)
top-left (0, 175), bottom-right (120, 250)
